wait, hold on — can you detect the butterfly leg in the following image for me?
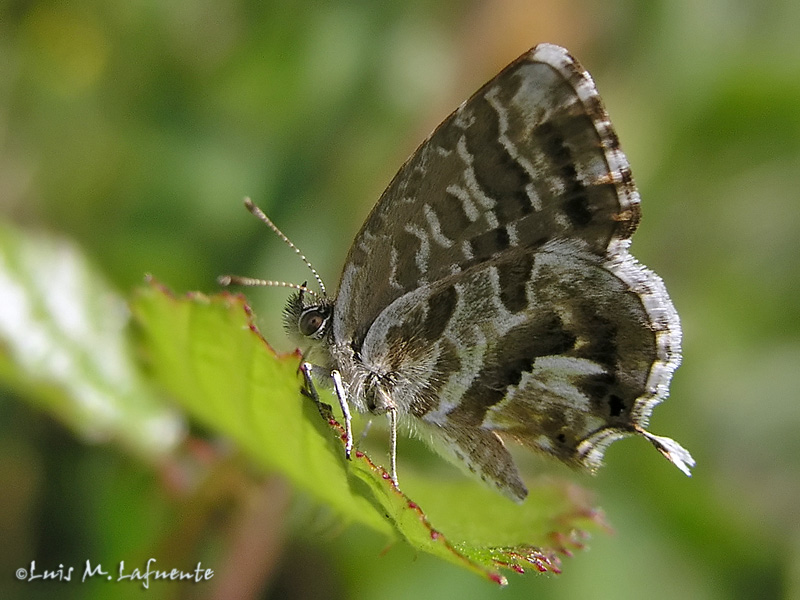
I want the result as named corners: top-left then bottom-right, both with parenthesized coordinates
top-left (387, 407), bottom-right (398, 488)
top-left (368, 386), bottom-right (400, 489)
top-left (357, 418), bottom-right (374, 446)
top-left (301, 362), bottom-right (353, 460)
top-left (300, 362), bottom-right (333, 419)
top-left (331, 369), bottom-right (354, 460)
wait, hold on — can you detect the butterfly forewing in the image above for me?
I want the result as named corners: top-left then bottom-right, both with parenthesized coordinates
top-left (335, 45), bottom-right (640, 340)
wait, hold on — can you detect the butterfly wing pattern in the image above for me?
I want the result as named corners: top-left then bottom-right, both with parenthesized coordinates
top-left (257, 44), bottom-right (694, 502)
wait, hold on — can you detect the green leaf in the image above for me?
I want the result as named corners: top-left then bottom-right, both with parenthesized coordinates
top-left (130, 279), bottom-right (392, 535)
top-left (0, 222), bottom-right (183, 459)
top-left (130, 279), bottom-right (608, 585)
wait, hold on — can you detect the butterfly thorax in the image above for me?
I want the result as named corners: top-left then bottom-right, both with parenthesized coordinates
top-left (283, 286), bottom-right (431, 420)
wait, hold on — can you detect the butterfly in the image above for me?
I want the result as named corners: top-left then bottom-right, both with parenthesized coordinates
top-left (220, 43), bottom-right (695, 502)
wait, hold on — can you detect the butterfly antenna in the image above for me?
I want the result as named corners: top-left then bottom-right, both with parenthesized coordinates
top-left (241, 197), bottom-right (327, 296)
top-left (217, 276), bottom-right (321, 300)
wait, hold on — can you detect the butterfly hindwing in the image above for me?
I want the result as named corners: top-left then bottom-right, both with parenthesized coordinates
top-left (346, 237), bottom-right (668, 500)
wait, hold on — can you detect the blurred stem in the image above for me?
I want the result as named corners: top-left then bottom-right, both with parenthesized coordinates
top-left (211, 476), bottom-right (292, 599)
top-left (152, 440), bottom-right (292, 599)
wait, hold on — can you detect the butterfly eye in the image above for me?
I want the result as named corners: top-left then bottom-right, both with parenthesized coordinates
top-left (298, 308), bottom-right (328, 338)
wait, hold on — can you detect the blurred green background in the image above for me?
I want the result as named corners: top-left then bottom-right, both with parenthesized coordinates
top-left (1, 0), bottom-right (799, 598)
